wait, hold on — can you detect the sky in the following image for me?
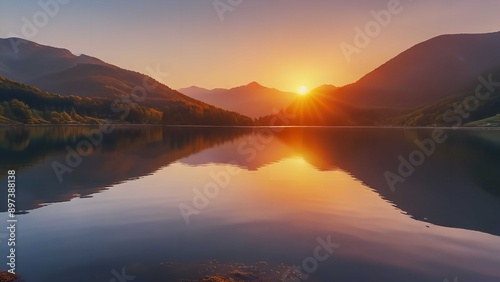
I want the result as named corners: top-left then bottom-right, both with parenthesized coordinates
top-left (1, 0), bottom-right (500, 92)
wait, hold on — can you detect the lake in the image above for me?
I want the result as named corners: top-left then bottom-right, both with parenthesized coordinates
top-left (0, 126), bottom-right (499, 281)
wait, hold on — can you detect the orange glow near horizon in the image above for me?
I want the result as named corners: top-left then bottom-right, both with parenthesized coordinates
top-left (7, 2), bottom-right (500, 92)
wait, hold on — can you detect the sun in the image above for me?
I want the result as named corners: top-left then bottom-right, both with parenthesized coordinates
top-left (298, 85), bottom-right (309, 95)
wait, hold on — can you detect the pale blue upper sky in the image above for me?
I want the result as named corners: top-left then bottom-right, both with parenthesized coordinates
top-left (1, 0), bottom-right (500, 92)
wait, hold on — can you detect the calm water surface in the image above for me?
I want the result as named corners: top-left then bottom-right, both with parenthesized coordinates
top-left (0, 126), bottom-right (499, 281)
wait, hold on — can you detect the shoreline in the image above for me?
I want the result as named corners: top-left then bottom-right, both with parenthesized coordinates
top-left (0, 124), bottom-right (500, 130)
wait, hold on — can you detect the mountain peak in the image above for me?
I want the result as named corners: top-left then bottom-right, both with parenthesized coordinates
top-left (181, 82), bottom-right (296, 118)
top-left (246, 81), bottom-right (263, 88)
top-left (1, 37), bottom-right (73, 56)
top-left (339, 31), bottom-right (500, 108)
top-left (311, 84), bottom-right (338, 93)
top-left (76, 54), bottom-right (109, 66)
top-left (178, 85), bottom-right (209, 93)
top-left (0, 38), bottom-right (111, 82)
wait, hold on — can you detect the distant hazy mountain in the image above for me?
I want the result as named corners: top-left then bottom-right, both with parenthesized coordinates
top-left (179, 82), bottom-right (297, 118)
top-left (0, 38), bottom-right (252, 125)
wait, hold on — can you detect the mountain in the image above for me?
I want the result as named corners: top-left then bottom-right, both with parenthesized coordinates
top-left (0, 38), bottom-right (253, 125)
top-left (337, 31), bottom-right (500, 108)
top-left (391, 67), bottom-right (500, 127)
top-left (258, 31), bottom-right (500, 126)
top-left (179, 82), bottom-right (297, 118)
top-left (0, 38), bottom-right (177, 102)
top-left (307, 84), bottom-right (338, 95)
top-left (0, 38), bottom-right (108, 82)
top-left (0, 74), bottom-right (253, 125)
top-left (0, 76), bottom-right (163, 124)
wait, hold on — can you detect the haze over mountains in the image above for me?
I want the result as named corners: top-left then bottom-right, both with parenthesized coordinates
top-left (179, 82), bottom-right (297, 118)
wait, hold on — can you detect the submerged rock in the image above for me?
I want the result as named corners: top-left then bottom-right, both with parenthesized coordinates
top-left (127, 260), bottom-right (299, 281)
top-left (198, 276), bottom-right (233, 282)
top-left (0, 271), bottom-right (22, 282)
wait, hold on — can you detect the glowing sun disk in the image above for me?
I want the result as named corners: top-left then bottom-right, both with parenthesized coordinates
top-left (298, 85), bottom-right (309, 95)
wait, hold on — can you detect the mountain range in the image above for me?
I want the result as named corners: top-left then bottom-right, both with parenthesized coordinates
top-left (0, 38), bottom-right (252, 125)
top-left (179, 82), bottom-right (297, 118)
top-left (1, 31), bottom-right (500, 126)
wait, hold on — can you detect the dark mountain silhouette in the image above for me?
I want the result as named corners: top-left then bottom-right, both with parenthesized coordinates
top-left (391, 66), bottom-right (500, 126)
top-left (337, 31), bottom-right (500, 108)
top-left (179, 82), bottom-right (297, 118)
top-left (0, 38), bottom-right (253, 125)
